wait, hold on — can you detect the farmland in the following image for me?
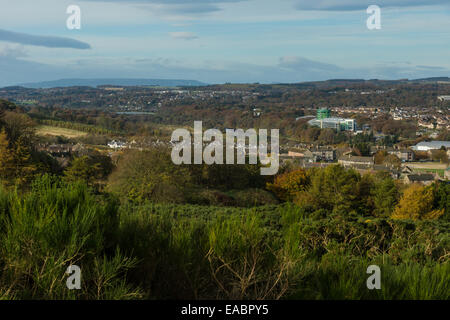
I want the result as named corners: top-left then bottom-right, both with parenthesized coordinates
top-left (36, 125), bottom-right (88, 138)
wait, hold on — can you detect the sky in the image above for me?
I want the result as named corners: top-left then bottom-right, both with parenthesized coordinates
top-left (0, 0), bottom-right (449, 86)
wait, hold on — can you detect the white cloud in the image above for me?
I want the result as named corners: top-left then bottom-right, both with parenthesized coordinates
top-left (169, 31), bottom-right (198, 40)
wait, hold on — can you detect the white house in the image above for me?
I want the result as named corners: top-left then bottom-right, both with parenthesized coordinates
top-left (108, 140), bottom-right (127, 149)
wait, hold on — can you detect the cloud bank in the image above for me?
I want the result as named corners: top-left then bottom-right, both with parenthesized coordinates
top-left (0, 29), bottom-right (91, 49)
top-left (1, 52), bottom-right (448, 87)
top-left (294, 0), bottom-right (450, 11)
top-left (80, 0), bottom-right (246, 14)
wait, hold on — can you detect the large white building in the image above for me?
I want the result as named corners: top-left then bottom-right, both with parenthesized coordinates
top-left (307, 108), bottom-right (357, 132)
top-left (411, 141), bottom-right (450, 151)
top-left (308, 117), bottom-right (357, 132)
top-left (437, 96), bottom-right (450, 101)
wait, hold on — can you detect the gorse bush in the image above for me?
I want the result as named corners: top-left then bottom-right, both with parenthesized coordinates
top-left (0, 175), bottom-right (140, 299)
top-left (0, 175), bottom-right (448, 300)
top-left (206, 214), bottom-right (291, 300)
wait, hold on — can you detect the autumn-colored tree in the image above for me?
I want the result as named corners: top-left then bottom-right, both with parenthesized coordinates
top-left (374, 151), bottom-right (401, 169)
top-left (266, 169), bottom-right (309, 201)
top-left (413, 151), bottom-right (429, 161)
top-left (383, 154), bottom-right (402, 169)
top-left (431, 149), bottom-right (449, 164)
top-left (391, 184), bottom-right (444, 220)
top-left (374, 150), bottom-right (388, 165)
top-left (318, 128), bottom-right (336, 145)
top-left (2, 111), bottom-right (36, 145)
top-left (107, 148), bottom-right (192, 203)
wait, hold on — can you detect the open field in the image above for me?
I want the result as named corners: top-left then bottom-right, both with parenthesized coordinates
top-left (405, 162), bottom-right (449, 169)
top-left (402, 162), bottom-right (449, 177)
top-left (36, 125), bottom-right (88, 138)
top-left (414, 168), bottom-right (446, 177)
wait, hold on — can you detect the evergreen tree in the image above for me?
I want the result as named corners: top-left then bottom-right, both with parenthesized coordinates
top-left (0, 129), bottom-right (14, 184)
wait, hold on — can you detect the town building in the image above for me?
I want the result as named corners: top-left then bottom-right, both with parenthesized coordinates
top-left (286, 147), bottom-right (336, 162)
top-left (411, 141), bottom-right (450, 151)
top-left (387, 149), bottom-right (415, 162)
top-left (404, 173), bottom-right (437, 185)
top-left (338, 155), bottom-right (374, 169)
top-left (317, 108), bottom-right (331, 119)
top-left (308, 108), bottom-right (357, 131)
top-left (307, 148), bottom-right (336, 162)
top-left (108, 140), bottom-right (127, 149)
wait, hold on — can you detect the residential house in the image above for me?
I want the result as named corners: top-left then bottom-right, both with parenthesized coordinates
top-left (309, 147), bottom-right (336, 162)
top-left (108, 140), bottom-right (127, 149)
top-left (388, 149), bottom-right (415, 162)
top-left (404, 173), bottom-right (437, 185)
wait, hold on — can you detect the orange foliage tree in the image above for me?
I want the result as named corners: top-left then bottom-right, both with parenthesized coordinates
top-left (266, 169), bottom-right (309, 201)
top-left (391, 183), bottom-right (444, 220)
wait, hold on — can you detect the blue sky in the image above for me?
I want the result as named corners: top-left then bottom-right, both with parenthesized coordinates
top-left (0, 0), bottom-right (449, 86)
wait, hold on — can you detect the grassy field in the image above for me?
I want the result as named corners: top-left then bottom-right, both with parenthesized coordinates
top-left (414, 168), bottom-right (446, 177)
top-left (36, 125), bottom-right (88, 138)
top-left (403, 162), bottom-right (449, 178)
top-left (405, 162), bottom-right (449, 170)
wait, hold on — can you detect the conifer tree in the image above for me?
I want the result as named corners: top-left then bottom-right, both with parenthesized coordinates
top-left (0, 129), bottom-right (14, 184)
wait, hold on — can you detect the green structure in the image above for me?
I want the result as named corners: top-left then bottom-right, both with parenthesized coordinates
top-left (317, 108), bottom-right (331, 120)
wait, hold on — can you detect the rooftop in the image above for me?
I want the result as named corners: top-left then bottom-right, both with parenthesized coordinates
top-left (407, 174), bottom-right (435, 182)
top-left (338, 155), bottom-right (374, 163)
top-left (413, 141), bottom-right (450, 149)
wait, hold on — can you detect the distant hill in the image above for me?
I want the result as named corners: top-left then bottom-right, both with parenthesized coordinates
top-left (18, 78), bottom-right (208, 88)
top-left (412, 77), bottom-right (450, 82)
top-left (11, 77), bottom-right (449, 90)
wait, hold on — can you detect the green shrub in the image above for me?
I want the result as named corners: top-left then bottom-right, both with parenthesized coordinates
top-left (0, 175), bottom-right (448, 300)
top-left (0, 175), bottom-right (140, 299)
